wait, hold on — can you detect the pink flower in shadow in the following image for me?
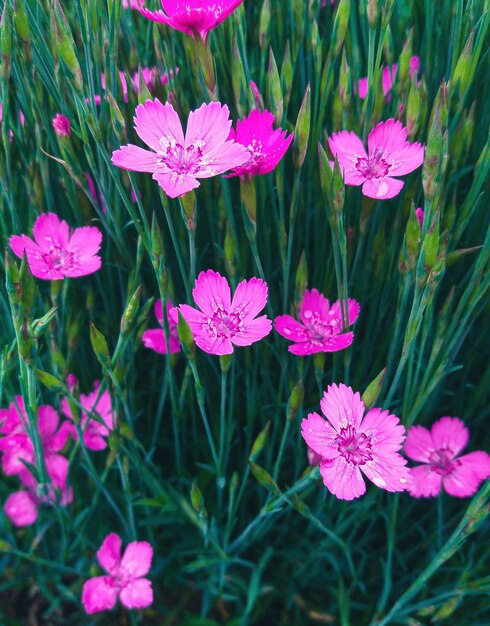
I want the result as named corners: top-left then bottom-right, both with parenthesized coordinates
top-left (405, 417), bottom-right (490, 498)
top-left (357, 56), bottom-right (420, 100)
top-left (82, 533), bottom-right (153, 613)
top-left (142, 299), bottom-right (181, 354)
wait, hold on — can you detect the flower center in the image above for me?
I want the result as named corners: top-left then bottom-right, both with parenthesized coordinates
top-left (336, 425), bottom-right (373, 465)
top-left (302, 310), bottom-right (340, 342)
top-left (158, 138), bottom-right (217, 179)
top-left (207, 308), bottom-right (243, 339)
top-left (428, 448), bottom-right (457, 476)
top-left (43, 245), bottom-right (75, 272)
top-left (356, 149), bottom-right (390, 179)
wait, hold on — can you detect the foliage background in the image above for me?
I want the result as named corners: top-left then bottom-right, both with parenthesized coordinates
top-left (0, 0), bottom-right (489, 624)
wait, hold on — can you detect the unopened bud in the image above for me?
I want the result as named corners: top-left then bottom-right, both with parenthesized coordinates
top-left (293, 83), bottom-right (310, 169)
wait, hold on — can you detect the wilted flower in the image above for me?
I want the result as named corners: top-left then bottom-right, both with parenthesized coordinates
top-left (225, 109), bottom-right (293, 178)
top-left (10, 213), bottom-right (103, 280)
top-left (138, 0), bottom-right (244, 42)
top-left (328, 119), bottom-right (424, 199)
top-left (357, 56), bottom-right (420, 100)
top-left (405, 417), bottom-right (490, 498)
top-left (142, 299), bottom-right (181, 354)
top-left (112, 99), bottom-right (249, 198)
top-left (61, 381), bottom-right (115, 451)
top-left (175, 270), bottom-right (272, 355)
top-left (275, 289), bottom-right (360, 356)
top-left (301, 384), bottom-right (410, 500)
top-left (52, 113), bottom-right (71, 137)
top-left (82, 533), bottom-right (153, 613)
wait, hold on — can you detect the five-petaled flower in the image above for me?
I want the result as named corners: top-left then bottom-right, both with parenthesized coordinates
top-left (111, 99), bottom-right (249, 198)
top-left (274, 289), bottom-right (360, 356)
top-left (175, 270), bottom-right (272, 355)
top-left (328, 119), bottom-right (424, 199)
top-left (10, 213), bottom-right (103, 280)
top-left (138, 0), bottom-right (244, 42)
top-left (225, 109), bottom-right (293, 178)
top-left (142, 299), bottom-right (181, 354)
top-left (301, 384), bottom-right (410, 500)
top-left (404, 417), bottom-right (490, 498)
top-left (82, 533), bottom-right (154, 613)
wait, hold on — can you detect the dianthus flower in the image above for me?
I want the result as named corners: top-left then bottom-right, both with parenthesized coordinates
top-left (52, 113), bottom-right (71, 137)
top-left (112, 99), bottom-right (249, 198)
top-left (61, 381), bottom-right (115, 451)
top-left (405, 417), bottom-right (490, 498)
top-left (415, 207), bottom-right (424, 229)
top-left (0, 397), bottom-right (72, 480)
top-left (357, 56), bottom-right (420, 100)
top-left (142, 299), bottom-right (181, 354)
top-left (9, 213), bottom-right (103, 280)
top-left (130, 66), bottom-right (178, 93)
top-left (138, 0), bottom-right (244, 42)
top-left (175, 270), bottom-right (272, 355)
top-left (82, 533), bottom-right (153, 613)
top-left (301, 384), bottom-right (410, 500)
top-left (274, 289), bottom-right (360, 356)
top-left (123, 0), bottom-right (144, 8)
top-left (225, 109), bottom-right (293, 178)
top-left (328, 119), bottom-right (424, 200)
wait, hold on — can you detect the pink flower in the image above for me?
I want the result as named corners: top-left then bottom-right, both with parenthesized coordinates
top-left (415, 207), bottom-right (424, 229)
top-left (138, 0), bottom-right (244, 42)
top-left (101, 71), bottom-right (129, 103)
top-left (112, 99), bottom-right (249, 198)
top-left (130, 67), bottom-right (178, 93)
top-left (301, 384), bottom-right (410, 500)
top-left (61, 381), bottom-right (115, 451)
top-left (175, 270), bottom-right (272, 355)
top-left (0, 397), bottom-right (72, 481)
top-left (225, 109), bottom-right (293, 178)
top-left (52, 113), bottom-right (71, 137)
top-left (274, 289), bottom-right (360, 356)
top-left (142, 299), bottom-right (181, 354)
top-left (405, 417), bottom-right (490, 498)
top-left (9, 213), bottom-right (103, 280)
top-left (357, 56), bottom-right (420, 100)
top-left (328, 119), bottom-right (424, 200)
top-left (4, 490), bottom-right (39, 527)
top-left (82, 533), bottom-right (153, 614)
top-left (123, 0), bottom-right (144, 8)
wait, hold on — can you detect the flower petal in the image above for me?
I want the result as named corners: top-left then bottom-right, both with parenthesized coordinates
top-left (230, 315), bottom-right (272, 346)
top-left (32, 213), bottom-right (70, 252)
top-left (274, 315), bottom-right (308, 342)
top-left (192, 270), bottom-right (231, 317)
top-left (185, 102), bottom-right (233, 153)
top-left (4, 490), bottom-right (39, 527)
top-left (327, 298), bottom-right (361, 327)
top-left (230, 277), bottom-right (268, 321)
top-left (361, 176), bottom-right (404, 199)
top-left (299, 289), bottom-right (330, 325)
top-left (111, 144), bottom-right (162, 173)
top-left (406, 465), bottom-right (442, 498)
top-left (97, 533), bottom-right (122, 575)
top-left (320, 456), bottom-right (366, 500)
top-left (404, 424), bottom-right (435, 462)
top-left (367, 118), bottom-right (424, 175)
top-left (301, 411), bottom-right (339, 460)
top-left (134, 98), bottom-right (184, 153)
top-left (361, 408), bottom-right (406, 452)
top-left (430, 416), bottom-right (469, 458)
top-left (443, 451), bottom-right (490, 497)
top-left (82, 576), bottom-right (118, 614)
top-left (120, 540), bottom-right (153, 578)
top-left (320, 383), bottom-right (365, 432)
top-left (328, 130), bottom-right (368, 185)
top-left (152, 170), bottom-right (201, 198)
top-left (119, 578), bottom-right (153, 610)
top-left (361, 453), bottom-right (410, 492)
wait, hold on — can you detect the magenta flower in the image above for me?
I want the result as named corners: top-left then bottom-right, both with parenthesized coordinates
top-left (9, 213), bottom-right (103, 280)
top-left (225, 109), bottom-right (293, 178)
top-left (142, 299), bottom-right (181, 354)
top-left (328, 119), bottom-right (424, 200)
top-left (357, 56), bottom-right (420, 100)
top-left (52, 113), bottom-right (71, 137)
top-left (82, 533), bottom-right (153, 613)
top-left (301, 384), bottom-right (410, 500)
top-left (176, 270), bottom-right (272, 355)
top-left (4, 490), bottom-right (39, 527)
top-left (112, 99), bottom-right (249, 198)
top-left (138, 0), bottom-right (244, 42)
top-left (405, 417), bottom-right (490, 498)
top-left (0, 397), bottom-right (72, 480)
top-left (131, 66), bottom-right (178, 93)
top-left (61, 381), bottom-right (115, 451)
top-left (275, 289), bottom-right (360, 356)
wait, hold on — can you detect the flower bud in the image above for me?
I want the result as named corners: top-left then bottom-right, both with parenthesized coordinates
top-left (293, 83), bottom-right (310, 169)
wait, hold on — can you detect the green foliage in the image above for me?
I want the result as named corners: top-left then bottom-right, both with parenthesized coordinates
top-left (0, 0), bottom-right (489, 624)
